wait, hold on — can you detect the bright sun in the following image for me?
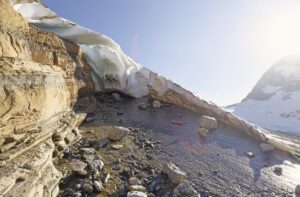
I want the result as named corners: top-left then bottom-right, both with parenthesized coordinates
top-left (265, 11), bottom-right (300, 57)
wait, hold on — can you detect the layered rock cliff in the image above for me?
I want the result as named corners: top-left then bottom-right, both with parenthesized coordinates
top-left (0, 0), bottom-right (91, 195)
top-left (0, 0), bottom-right (300, 196)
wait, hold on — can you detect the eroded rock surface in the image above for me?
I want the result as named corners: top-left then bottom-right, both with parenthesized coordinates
top-left (0, 0), bottom-right (92, 196)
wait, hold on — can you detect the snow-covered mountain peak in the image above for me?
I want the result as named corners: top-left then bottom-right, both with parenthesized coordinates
top-left (234, 55), bottom-right (300, 136)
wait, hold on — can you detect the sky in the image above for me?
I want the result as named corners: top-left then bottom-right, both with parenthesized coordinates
top-left (44, 0), bottom-right (300, 106)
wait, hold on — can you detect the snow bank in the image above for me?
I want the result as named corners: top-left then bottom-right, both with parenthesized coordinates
top-left (14, 2), bottom-right (149, 98)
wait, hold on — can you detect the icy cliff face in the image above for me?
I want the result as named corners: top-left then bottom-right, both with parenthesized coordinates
top-left (13, 2), bottom-right (149, 97)
top-left (233, 56), bottom-right (300, 136)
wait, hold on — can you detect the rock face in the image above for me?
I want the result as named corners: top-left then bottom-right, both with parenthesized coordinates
top-left (0, 0), bottom-right (91, 196)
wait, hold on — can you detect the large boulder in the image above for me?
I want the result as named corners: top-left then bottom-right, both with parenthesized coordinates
top-left (199, 115), bottom-right (218, 130)
top-left (94, 126), bottom-right (130, 141)
top-left (163, 163), bottom-right (186, 185)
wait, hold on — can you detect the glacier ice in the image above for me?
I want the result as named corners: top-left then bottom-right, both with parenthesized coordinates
top-left (14, 2), bottom-right (150, 98)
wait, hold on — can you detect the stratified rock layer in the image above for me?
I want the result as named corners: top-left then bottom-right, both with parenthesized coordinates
top-left (0, 0), bottom-right (92, 196)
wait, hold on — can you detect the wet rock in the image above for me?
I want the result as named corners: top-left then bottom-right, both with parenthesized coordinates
top-left (112, 144), bottom-right (124, 150)
top-left (87, 159), bottom-right (104, 171)
top-left (112, 93), bottom-right (121, 101)
top-left (93, 180), bottom-right (104, 192)
top-left (260, 143), bottom-right (274, 152)
top-left (244, 152), bottom-right (255, 158)
top-left (173, 181), bottom-right (200, 197)
top-left (129, 185), bottom-right (147, 192)
top-left (81, 148), bottom-right (95, 155)
top-left (163, 163), bottom-right (186, 185)
top-left (127, 191), bottom-right (147, 197)
top-left (296, 185), bottom-right (300, 195)
top-left (152, 100), bottom-right (161, 108)
top-left (138, 102), bottom-right (147, 110)
top-left (93, 138), bottom-right (110, 149)
top-left (82, 183), bottom-right (93, 193)
top-left (171, 120), bottom-right (183, 126)
top-left (108, 126), bottom-right (130, 141)
top-left (199, 115), bottom-right (217, 130)
top-left (274, 166), bottom-right (283, 175)
top-left (198, 127), bottom-right (208, 138)
top-left (85, 116), bottom-right (95, 123)
top-left (70, 159), bottom-right (88, 176)
top-left (129, 177), bottom-right (141, 185)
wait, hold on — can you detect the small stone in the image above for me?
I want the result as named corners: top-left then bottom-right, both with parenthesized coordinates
top-left (104, 173), bottom-right (110, 184)
top-left (171, 120), bottom-right (183, 126)
top-left (198, 127), bottom-right (208, 138)
top-left (85, 116), bottom-right (95, 123)
top-left (83, 154), bottom-right (95, 161)
top-left (274, 166), bottom-right (283, 174)
top-left (82, 183), bottom-right (93, 193)
top-left (163, 163), bottom-right (186, 185)
top-left (128, 185), bottom-right (146, 192)
top-left (75, 183), bottom-right (81, 190)
top-left (93, 180), bottom-right (104, 192)
top-left (138, 102), bottom-right (147, 110)
top-left (72, 192), bottom-right (82, 197)
top-left (127, 191), bottom-right (147, 197)
top-left (93, 138), bottom-right (110, 149)
top-left (129, 177), bottom-right (141, 185)
top-left (112, 93), bottom-right (121, 101)
top-left (295, 185), bottom-right (300, 195)
top-left (112, 144), bottom-right (124, 150)
top-left (88, 159), bottom-right (104, 171)
top-left (152, 100), bottom-right (161, 108)
top-left (260, 143), bottom-right (274, 152)
top-left (244, 152), bottom-right (255, 158)
top-left (199, 115), bottom-right (217, 130)
top-left (81, 148), bottom-right (95, 155)
top-left (70, 159), bottom-right (88, 176)
top-left (173, 181), bottom-right (199, 197)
